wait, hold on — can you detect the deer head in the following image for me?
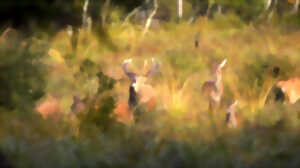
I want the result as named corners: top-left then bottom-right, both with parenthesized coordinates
top-left (122, 58), bottom-right (160, 91)
top-left (210, 59), bottom-right (226, 81)
top-left (122, 58), bottom-right (160, 107)
top-left (215, 59), bottom-right (227, 73)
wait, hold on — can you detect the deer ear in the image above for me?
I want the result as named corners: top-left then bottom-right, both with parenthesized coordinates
top-left (145, 58), bottom-right (160, 77)
top-left (219, 59), bottom-right (227, 68)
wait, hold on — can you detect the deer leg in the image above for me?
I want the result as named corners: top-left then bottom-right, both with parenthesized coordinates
top-left (208, 100), bottom-right (219, 136)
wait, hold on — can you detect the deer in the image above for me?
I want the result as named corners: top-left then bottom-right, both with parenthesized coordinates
top-left (36, 94), bottom-right (88, 121)
top-left (226, 100), bottom-right (239, 128)
top-left (35, 94), bottom-right (62, 121)
top-left (122, 58), bottom-right (160, 122)
top-left (202, 59), bottom-right (227, 110)
top-left (276, 77), bottom-right (300, 104)
top-left (264, 66), bottom-right (300, 105)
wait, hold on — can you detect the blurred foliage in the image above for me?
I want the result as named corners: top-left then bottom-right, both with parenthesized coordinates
top-left (222, 0), bottom-right (265, 21)
top-left (1, 0), bottom-right (300, 33)
top-left (1, 1), bottom-right (300, 168)
top-left (0, 0), bottom-right (82, 33)
top-left (0, 30), bottom-right (47, 111)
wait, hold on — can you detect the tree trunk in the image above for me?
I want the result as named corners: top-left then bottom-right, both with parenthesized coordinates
top-left (206, 2), bottom-right (213, 17)
top-left (291, 0), bottom-right (299, 14)
top-left (217, 4), bottom-right (222, 14)
top-left (82, 0), bottom-right (89, 28)
top-left (122, 6), bottom-right (142, 26)
top-left (267, 0), bottom-right (277, 20)
top-left (101, 0), bottom-right (111, 26)
top-left (178, 0), bottom-right (183, 19)
top-left (265, 0), bottom-right (272, 11)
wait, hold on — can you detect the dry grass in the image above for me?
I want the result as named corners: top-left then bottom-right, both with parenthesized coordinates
top-left (2, 15), bottom-right (300, 167)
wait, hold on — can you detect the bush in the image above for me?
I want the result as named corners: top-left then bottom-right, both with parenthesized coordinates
top-left (0, 30), bottom-right (47, 111)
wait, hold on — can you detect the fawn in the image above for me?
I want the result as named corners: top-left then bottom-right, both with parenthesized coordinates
top-left (202, 59), bottom-right (227, 110)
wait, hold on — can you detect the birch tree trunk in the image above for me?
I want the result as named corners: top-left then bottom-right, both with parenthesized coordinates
top-left (217, 4), bottom-right (222, 14)
top-left (122, 6), bottom-right (142, 26)
top-left (178, 0), bottom-right (183, 19)
top-left (206, 2), bottom-right (213, 17)
top-left (265, 0), bottom-right (272, 11)
top-left (82, 0), bottom-right (89, 28)
top-left (267, 0), bottom-right (277, 20)
top-left (291, 0), bottom-right (299, 14)
top-left (101, 0), bottom-right (111, 26)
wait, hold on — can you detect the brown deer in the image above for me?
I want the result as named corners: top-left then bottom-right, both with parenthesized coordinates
top-left (35, 94), bottom-right (61, 120)
top-left (202, 59), bottom-right (227, 110)
top-left (276, 77), bottom-right (300, 104)
top-left (122, 58), bottom-right (160, 121)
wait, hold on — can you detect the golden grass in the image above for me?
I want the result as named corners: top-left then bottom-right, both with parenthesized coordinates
top-left (2, 15), bottom-right (300, 167)
top-left (27, 15), bottom-right (300, 142)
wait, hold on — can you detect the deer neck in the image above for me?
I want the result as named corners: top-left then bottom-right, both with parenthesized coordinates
top-left (215, 72), bottom-right (223, 91)
top-left (129, 85), bottom-right (138, 108)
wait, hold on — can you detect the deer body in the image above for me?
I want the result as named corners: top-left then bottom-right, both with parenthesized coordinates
top-left (202, 59), bottom-right (227, 109)
top-left (277, 77), bottom-right (300, 104)
top-left (35, 96), bottom-right (61, 120)
top-left (113, 101), bottom-right (133, 125)
top-left (202, 79), bottom-right (223, 105)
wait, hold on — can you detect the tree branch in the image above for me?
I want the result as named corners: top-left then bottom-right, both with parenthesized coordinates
top-left (142, 0), bottom-right (158, 37)
top-left (122, 6), bottom-right (142, 26)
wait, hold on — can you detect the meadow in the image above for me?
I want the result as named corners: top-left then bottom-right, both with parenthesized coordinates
top-left (1, 13), bottom-right (300, 168)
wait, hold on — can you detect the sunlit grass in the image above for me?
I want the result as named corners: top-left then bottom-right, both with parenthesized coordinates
top-left (29, 17), bottom-right (300, 132)
top-left (2, 14), bottom-right (300, 167)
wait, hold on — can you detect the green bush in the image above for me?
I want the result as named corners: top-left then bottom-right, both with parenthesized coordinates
top-left (0, 31), bottom-right (47, 111)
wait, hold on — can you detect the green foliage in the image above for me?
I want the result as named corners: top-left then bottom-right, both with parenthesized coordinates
top-left (96, 71), bottom-right (116, 93)
top-left (279, 13), bottom-right (300, 30)
top-left (80, 96), bottom-right (116, 132)
top-left (112, 0), bottom-right (144, 12)
top-left (220, 0), bottom-right (265, 21)
top-left (0, 32), bottom-right (47, 111)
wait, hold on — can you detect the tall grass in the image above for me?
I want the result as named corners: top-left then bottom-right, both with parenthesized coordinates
top-left (1, 14), bottom-right (300, 167)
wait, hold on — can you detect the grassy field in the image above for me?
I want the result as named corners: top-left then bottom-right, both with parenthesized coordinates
top-left (1, 14), bottom-right (300, 167)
